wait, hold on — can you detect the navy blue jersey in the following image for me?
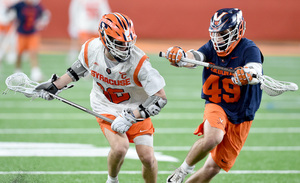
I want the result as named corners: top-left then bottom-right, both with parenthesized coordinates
top-left (9, 2), bottom-right (44, 35)
top-left (198, 38), bottom-right (263, 124)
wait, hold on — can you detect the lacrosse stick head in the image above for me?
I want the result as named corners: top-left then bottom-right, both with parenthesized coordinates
top-left (5, 72), bottom-right (40, 98)
top-left (259, 75), bottom-right (298, 96)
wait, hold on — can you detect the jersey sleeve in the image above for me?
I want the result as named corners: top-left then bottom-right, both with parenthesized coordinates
top-left (77, 38), bottom-right (96, 71)
top-left (138, 60), bottom-right (166, 96)
top-left (197, 40), bottom-right (214, 61)
top-left (243, 46), bottom-right (263, 64)
top-left (7, 3), bottom-right (18, 14)
top-left (77, 44), bottom-right (88, 69)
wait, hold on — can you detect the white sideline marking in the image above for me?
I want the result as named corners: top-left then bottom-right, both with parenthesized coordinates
top-left (0, 142), bottom-right (299, 155)
top-left (2, 101), bottom-right (299, 109)
top-left (0, 127), bottom-right (300, 134)
top-left (0, 170), bottom-right (299, 175)
top-left (1, 112), bottom-right (300, 120)
top-left (154, 146), bottom-right (300, 151)
top-left (0, 142), bottom-right (178, 162)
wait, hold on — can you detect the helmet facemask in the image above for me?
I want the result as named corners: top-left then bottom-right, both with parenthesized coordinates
top-left (103, 31), bottom-right (136, 62)
top-left (209, 8), bottom-right (246, 57)
top-left (210, 25), bottom-right (240, 56)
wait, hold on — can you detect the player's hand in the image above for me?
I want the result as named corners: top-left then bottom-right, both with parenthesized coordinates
top-left (231, 66), bottom-right (253, 86)
top-left (166, 46), bottom-right (187, 67)
top-left (35, 74), bottom-right (73, 100)
top-left (111, 109), bottom-right (137, 134)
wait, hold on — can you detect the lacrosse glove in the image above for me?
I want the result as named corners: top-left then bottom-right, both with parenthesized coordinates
top-left (35, 74), bottom-right (73, 100)
top-left (166, 46), bottom-right (187, 67)
top-left (111, 109), bottom-right (137, 134)
top-left (232, 66), bottom-right (253, 86)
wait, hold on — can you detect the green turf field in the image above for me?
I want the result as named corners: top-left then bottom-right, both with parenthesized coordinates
top-left (0, 53), bottom-right (299, 183)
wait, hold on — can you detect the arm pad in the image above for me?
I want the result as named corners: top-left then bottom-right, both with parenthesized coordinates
top-left (138, 95), bottom-right (167, 118)
top-left (67, 60), bottom-right (89, 81)
top-left (189, 49), bottom-right (206, 62)
top-left (245, 62), bottom-right (263, 85)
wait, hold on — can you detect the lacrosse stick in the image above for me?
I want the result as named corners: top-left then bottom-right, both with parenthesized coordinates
top-left (4, 72), bottom-right (113, 123)
top-left (159, 52), bottom-right (298, 96)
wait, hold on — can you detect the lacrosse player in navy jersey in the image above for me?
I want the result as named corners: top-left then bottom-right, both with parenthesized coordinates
top-left (34, 13), bottom-right (167, 183)
top-left (7, 0), bottom-right (50, 82)
top-left (165, 8), bottom-right (264, 183)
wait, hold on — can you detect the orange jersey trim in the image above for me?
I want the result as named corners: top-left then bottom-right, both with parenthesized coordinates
top-left (133, 55), bottom-right (148, 87)
top-left (84, 38), bottom-right (96, 68)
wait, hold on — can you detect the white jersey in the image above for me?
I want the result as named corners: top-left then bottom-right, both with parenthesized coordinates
top-left (0, 0), bottom-right (18, 25)
top-left (78, 38), bottom-right (166, 117)
top-left (68, 0), bottom-right (111, 38)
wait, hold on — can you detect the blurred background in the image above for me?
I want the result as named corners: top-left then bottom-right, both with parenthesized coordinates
top-left (0, 0), bottom-right (299, 182)
top-left (40, 0), bottom-right (300, 55)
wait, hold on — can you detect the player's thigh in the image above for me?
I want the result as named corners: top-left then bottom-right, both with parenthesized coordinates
top-left (135, 145), bottom-right (155, 164)
top-left (203, 119), bottom-right (224, 146)
top-left (27, 34), bottom-right (40, 52)
top-left (104, 128), bottom-right (129, 151)
top-left (17, 34), bottom-right (27, 54)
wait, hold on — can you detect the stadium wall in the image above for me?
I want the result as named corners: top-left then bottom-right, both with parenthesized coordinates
top-left (41, 0), bottom-right (300, 41)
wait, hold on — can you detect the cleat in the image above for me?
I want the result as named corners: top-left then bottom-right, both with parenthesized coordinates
top-left (166, 167), bottom-right (188, 183)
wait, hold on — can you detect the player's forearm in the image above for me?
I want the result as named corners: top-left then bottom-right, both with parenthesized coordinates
top-left (53, 73), bottom-right (73, 89)
top-left (133, 89), bottom-right (167, 119)
top-left (153, 88), bottom-right (167, 99)
top-left (132, 109), bottom-right (142, 118)
top-left (183, 52), bottom-right (197, 67)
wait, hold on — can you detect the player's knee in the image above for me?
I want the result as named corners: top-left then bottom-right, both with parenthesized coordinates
top-left (203, 120), bottom-right (224, 148)
top-left (110, 144), bottom-right (128, 158)
top-left (212, 134), bottom-right (223, 146)
top-left (205, 163), bottom-right (221, 177)
top-left (139, 152), bottom-right (156, 168)
top-left (204, 134), bottom-right (223, 150)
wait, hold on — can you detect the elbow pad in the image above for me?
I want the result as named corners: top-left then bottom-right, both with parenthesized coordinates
top-left (138, 95), bottom-right (167, 118)
top-left (189, 49), bottom-right (206, 62)
top-left (245, 62), bottom-right (263, 85)
top-left (67, 60), bottom-right (88, 81)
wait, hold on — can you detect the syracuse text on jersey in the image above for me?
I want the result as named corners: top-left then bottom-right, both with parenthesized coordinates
top-left (91, 70), bottom-right (130, 86)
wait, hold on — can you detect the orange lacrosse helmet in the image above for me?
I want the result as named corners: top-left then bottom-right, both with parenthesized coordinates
top-left (98, 13), bottom-right (137, 62)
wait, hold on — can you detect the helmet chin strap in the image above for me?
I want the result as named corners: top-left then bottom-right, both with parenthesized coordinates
top-left (104, 49), bottom-right (116, 61)
top-left (105, 48), bottom-right (127, 63)
top-left (113, 56), bottom-right (126, 63)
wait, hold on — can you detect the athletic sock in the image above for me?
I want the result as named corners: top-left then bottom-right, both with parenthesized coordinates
top-left (106, 175), bottom-right (119, 183)
top-left (181, 160), bottom-right (195, 174)
top-left (30, 67), bottom-right (43, 82)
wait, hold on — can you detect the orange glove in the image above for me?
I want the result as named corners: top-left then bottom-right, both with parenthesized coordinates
top-left (166, 46), bottom-right (186, 66)
top-left (231, 66), bottom-right (253, 86)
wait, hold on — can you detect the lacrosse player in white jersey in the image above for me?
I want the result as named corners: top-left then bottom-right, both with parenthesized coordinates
top-left (67, 0), bottom-right (111, 63)
top-left (35, 12), bottom-right (167, 183)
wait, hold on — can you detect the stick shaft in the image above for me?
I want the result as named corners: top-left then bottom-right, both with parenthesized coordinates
top-left (183, 57), bottom-right (235, 73)
top-left (159, 51), bottom-right (235, 73)
top-left (159, 51), bottom-right (298, 96)
top-left (48, 93), bottom-right (113, 123)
